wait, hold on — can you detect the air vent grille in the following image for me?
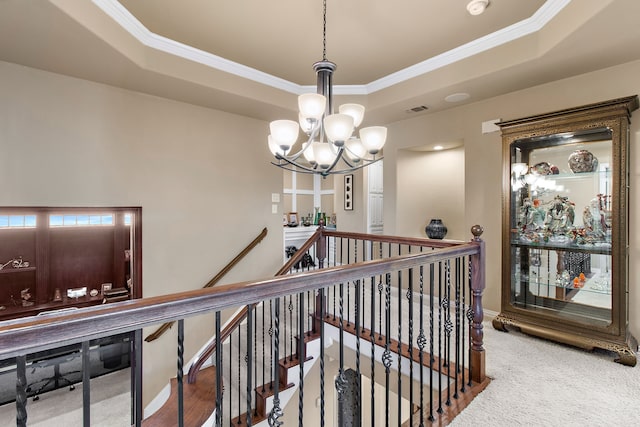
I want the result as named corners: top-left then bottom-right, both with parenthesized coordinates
top-left (406, 105), bottom-right (428, 113)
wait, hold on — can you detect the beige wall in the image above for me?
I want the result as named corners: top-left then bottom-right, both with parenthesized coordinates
top-left (386, 59), bottom-right (640, 338)
top-left (396, 147), bottom-right (465, 240)
top-left (0, 60), bottom-right (284, 403)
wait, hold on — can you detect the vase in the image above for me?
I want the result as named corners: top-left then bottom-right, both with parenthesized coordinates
top-left (425, 219), bottom-right (447, 239)
top-left (568, 149), bottom-right (598, 173)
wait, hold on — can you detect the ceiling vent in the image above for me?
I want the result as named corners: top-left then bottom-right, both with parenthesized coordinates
top-left (406, 105), bottom-right (429, 113)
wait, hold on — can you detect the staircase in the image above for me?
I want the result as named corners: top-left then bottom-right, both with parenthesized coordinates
top-left (149, 225), bottom-right (490, 426)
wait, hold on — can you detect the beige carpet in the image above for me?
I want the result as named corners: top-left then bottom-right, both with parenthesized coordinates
top-left (0, 369), bottom-right (130, 427)
top-left (451, 321), bottom-right (640, 426)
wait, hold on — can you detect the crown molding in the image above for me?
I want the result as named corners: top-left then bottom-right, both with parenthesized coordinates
top-left (93, 0), bottom-right (570, 96)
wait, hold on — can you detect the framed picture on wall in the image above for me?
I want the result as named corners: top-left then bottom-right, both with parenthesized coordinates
top-left (288, 212), bottom-right (299, 225)
top-left (344, 174), bottom-right (353, 210)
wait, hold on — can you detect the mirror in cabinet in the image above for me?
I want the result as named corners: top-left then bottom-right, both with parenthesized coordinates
top-left (493, 96), bottom-right (639, 366)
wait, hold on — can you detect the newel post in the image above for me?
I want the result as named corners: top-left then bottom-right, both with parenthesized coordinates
top-left (469, 224), bottom-right (486, 384)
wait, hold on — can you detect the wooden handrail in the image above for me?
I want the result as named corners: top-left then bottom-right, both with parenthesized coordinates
top-left (186, 227), bottom-right (323, 383)
top-left (0, 239), bottom-right (482, 362)
top-left (144, 227), bottom-right (268, 342)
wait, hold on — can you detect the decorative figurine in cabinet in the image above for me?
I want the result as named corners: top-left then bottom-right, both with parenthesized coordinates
top-left (492, 96), bottom-right (639, 366)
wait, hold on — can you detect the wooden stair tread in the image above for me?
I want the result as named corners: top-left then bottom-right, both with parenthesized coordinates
top-left (142, 366), bottom-right (217, 427)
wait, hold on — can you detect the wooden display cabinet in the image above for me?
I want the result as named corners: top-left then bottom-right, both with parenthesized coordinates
top-left (0, 207), bottom-right (142, 321)
top-left (492, 96), bottom-right (639, 366)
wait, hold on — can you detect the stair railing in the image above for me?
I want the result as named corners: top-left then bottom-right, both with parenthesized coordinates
top-left (0, 225), bottom-right (486, 427)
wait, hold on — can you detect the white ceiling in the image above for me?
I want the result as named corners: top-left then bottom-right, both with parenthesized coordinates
top-left (1, 0), bottom-right (639, 125)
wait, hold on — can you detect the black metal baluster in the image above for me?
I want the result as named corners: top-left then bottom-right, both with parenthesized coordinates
top-left (247, 305), bottom-right (254, 426)
top-left (454, 258), bottom-right (461, 400)
top-left (307, 290), bottom-right (312, 336)
top-left (229, 331), bottom-right (233, 426)
top-left (444, 259), bottom-right (453, 407)
top-left (319, 288), bottom-right (326, 427)
top-left (237, 328), bottom-right (241, 423)
top-left (288, 295), bottom-right (294, 362)
top-left (133, 329), bottom-right (143, 427)
top-left (254, 304), bottom-right (258, 418)
top-left (417, 265), bottom-right (426, 426)
top-left (362, 241), bottom-right (367, 333)
top-left (269, 300), bottom-right (274, 391)
top-left (370, 274), bottom-right (376, 427)
top-left (437, 261), bottom-right (444, 414)
top-left (383, 273), bottom-right (392, 427)
top-left (335, 282), bottom-right (347, 425)
top-left (262, 301), bottom-right (267, 394)
top-left (298, 291), bottom-right (305, 427)
top-left (16, 355), bottom-right (27, 427)
top-left (397, 262), bottom-right (402, 427)
top-left (82, 341), bottom-right (91, 427)
top-left (216, 312), bottom-right (223, 427)
top-left (177, 320), bottom-right (185, 427)
top-left (378, 242), bottom-right (383, 342)
top-left (355, 278), bottom-right (362, 423)
top-left (347, 240), bottom-right (352, 325)
top-left (408, 266), bottom-right (414, 427)
top-left (268, 298), bottom-right (283, 426)
top-left (429, 263), bottom-right (435, 422)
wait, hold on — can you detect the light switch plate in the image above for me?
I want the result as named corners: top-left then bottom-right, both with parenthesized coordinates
top-left (271, 193), bottom-right (280, 203)
top-left (272, 204), bottom-right (278, 214)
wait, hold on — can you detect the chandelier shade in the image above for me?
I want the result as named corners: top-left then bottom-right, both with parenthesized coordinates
top-left (267, 0), bottom-right (386, 176)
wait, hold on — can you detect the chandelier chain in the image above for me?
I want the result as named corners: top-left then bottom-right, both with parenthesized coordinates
top-left (322, 0), bottom-right (327, 61)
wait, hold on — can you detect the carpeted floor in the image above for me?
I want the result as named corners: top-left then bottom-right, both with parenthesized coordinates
top-left (451, 321), bottom-right (640, 426)
top-left (0, 368), bottom-right (130, 427)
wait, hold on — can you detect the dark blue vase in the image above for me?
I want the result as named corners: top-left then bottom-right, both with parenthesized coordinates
top-left (426, 219), bottom-right (447, 239)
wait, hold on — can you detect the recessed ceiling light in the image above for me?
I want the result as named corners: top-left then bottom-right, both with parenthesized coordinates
top-left (445, 92), bottom-right (471, 103)
top-left (467, 0), bottom-right (489, 16)
top-left (433, 145), bottom-right (444, 151)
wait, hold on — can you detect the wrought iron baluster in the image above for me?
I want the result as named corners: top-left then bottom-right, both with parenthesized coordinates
top-left (16, 355), bottom-right (27, 427)
top-left (288, 295), bottom-right (294, 362)
top-left (454, 258), bottom-right (461, 400)
top-left (319, 287), bottom-right (326, 427)
top-left (298, 292), bottom-right (305, 427)
top-left (237, 327), bottom-right (241, 421)
top-left (408, 266), bottom-right (414, 427)
top-left (466, 255), bottom-right (475, 388)
top-left (335, 282), bottom-right (347, 425)
top-left (215, 312), bottom-right (223, 427)
top-left (444, 259), bottom-right (452, 407)
top-left (269, 300), bottom-right (274, 391)
top-left (268, 298), bottom-right (283, 427)
top-left (177, 319), bottom-right (184, 427)
top-left (383, 273), bottom-right (392, 427)
top-left (397, 261), bottom-right (403, 426)
top-left (247, 305), bottom-right (254, 426)
top-left (354, 278), bottom-right (362, 422)
top-left (370, 274), bottom-right (376, 427)
top-left (437, 261), bottom-right (444, 414)
top-left (429, 263), bottom-right (436, 422)
top-left (229, 330), bottom-right (233, 425)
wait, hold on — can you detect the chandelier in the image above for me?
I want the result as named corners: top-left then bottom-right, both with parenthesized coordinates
top-left (267, 0), bottom-right (387, 177)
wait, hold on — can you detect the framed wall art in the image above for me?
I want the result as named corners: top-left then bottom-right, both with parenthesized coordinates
top-left (344, 174), bottom-right (353, 210)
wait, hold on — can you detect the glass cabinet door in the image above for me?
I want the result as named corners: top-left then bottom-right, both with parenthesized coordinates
top-left (508, 130), bottom-right (613, 327)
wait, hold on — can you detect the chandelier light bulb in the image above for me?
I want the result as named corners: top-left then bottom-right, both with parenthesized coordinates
top-left (299, 93), bottom-right (326, 121)
top-left (323, 113), bottom-right (354, 147)
top-left (302, 141), bottom-right (317, 164)
top-left (312, 142), bottom-right (338, 169)
top-left (270, 120), bottom-right (299, 151)
top-left (339, 103), bottom-right (365, 128)
top-left (344, 137), bottom-right (366, 163)
top-left (360, 126), bottom-right (387, 154)
top-left (268, 135), bottom-right (285, 156)
top-left (299, 113), bottom-right (317, 135)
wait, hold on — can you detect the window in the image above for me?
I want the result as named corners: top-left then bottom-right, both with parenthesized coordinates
top-left (0, 215), bottom-right (37, 229)
top-left (49, 214), bottom-right (114, 227)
